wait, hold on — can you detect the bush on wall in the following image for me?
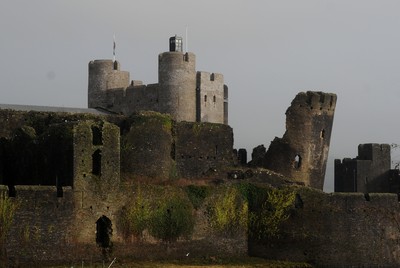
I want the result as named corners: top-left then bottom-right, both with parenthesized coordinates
top-left (148, 192), bottom-right (195, 243)
top-left (207, 185), bottom-right (248, 236)
top-left (249, 186), bottom-right (296, 239)
top-left (119, 185), bottom-right (195, 244)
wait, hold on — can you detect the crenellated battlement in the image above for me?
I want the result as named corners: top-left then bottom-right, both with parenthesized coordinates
top-left (335, 143), bottom-right (392, 193)
top-left (292, 91), bottom-right (337, 112)
top-left (197, 72), bottom-right (224, 83)
top-left (158, 51), bottom-right (196, 64)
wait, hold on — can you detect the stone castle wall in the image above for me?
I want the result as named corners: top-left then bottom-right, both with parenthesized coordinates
top-left (250, 189), bottom-right (400, 267)
top-left (4, 186), bottom-right (75, 263)
top-left (175, 121), bottom-right (233, 178)
top-left (0, 110), bottom-right (239, 264)
top-left (335, 144), bottom-right (392, 193)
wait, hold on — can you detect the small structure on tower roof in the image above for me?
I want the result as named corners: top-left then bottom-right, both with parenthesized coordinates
top-left (169, 35), bottom-right (183, 52)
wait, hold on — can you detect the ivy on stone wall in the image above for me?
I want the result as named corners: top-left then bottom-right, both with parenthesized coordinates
top-left (119, 185), bottom-right (152, 241)
top-left (118, 185), bottom-right (195, 244)
top-left (207, 186), bottom-right (248, 235)
top-left (185, 185), bottom-right (210, 209)
top-left (249, 187), bottom-right (296, 239)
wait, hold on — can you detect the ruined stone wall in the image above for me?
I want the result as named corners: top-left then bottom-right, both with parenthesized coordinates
top-left (175, 122), bottom-right (234, 178)
top-left (120, 112), bottom-right (174, 180)
top-left (4, 186), bottom-right (75, 263)
top-left (73, 120), bottom-right (120, 193)
top-left (250, 188), bottom-right (400, 267)
top-left (119, 112), bottom-right (234, 181)
top-left (263, 91), bottom-right (337, 190)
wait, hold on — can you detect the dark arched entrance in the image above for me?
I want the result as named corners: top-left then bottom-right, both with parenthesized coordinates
top-left (96, 215), bottom-right (113, 256)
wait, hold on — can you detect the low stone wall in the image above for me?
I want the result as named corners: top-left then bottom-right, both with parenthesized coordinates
top-left (249, 187), bottom-right (400, 267)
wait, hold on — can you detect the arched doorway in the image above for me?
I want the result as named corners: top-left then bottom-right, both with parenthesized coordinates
top-left (96, 215), bottom-right (112, 256)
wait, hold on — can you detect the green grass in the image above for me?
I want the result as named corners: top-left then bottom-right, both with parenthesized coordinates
top-left (44, 257), bottom-right (313, 268)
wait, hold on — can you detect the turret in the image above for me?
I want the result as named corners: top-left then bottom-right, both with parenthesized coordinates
top-left (88, 60), bottom-right (130, 109)
top-left (158, 36), bottom-right (196, 122)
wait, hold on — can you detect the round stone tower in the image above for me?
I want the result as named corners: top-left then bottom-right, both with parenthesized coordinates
top-left (88, 60), bottom-right (129, 109)
top-left (158, 37), bottom-right (196, 122)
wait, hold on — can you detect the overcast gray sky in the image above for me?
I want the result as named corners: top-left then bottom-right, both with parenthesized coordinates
top-left (1, 0), bottom-right (400, 192)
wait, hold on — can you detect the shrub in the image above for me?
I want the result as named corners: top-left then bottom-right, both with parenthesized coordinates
top-left (185, 185), bottom-right (210, 209)
top-left (149, 193), bottom-right (195, 243)
top-left (250, 187), bottom-right (296, 239)
top-left (207, 186), bottom-right (248, 235)
top-left (119, 186), bottom-right (195, 244)
top-left (119, 185), bottom-right (151, 241)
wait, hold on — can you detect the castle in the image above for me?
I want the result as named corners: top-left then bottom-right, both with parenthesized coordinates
top-left (2, 36), bottom-right (400, 267)
top-left (88, 35), bottom-right (228, 124)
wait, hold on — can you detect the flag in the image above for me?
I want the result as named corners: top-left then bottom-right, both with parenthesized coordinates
top-left (113, 34), bottom-right (116, 61)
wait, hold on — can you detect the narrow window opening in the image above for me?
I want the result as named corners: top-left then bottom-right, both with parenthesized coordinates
top-left (319, 94), bottom-right (325, 103)
top-left (294, 154), bottom-right (302, 169)
top-left (213, 95), bottom-right (216, 103)
top-left (92, 126), bottom-right (103, 146)
top-left (92, 149), bottom-right (102, 176)
top-left (96, 215), bottom-right (113, 257)
top-left (8, 185), bottom-right (16, 197)
top-left (57, 187), bottom-right (63, 198)
top-left (320, 129), bottom-right (325, 139)
top-left (204, 95), bottom-right (207, 102)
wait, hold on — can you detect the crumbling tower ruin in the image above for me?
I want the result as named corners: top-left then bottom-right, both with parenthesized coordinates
top-left (263, 91), bottom-right (337, 189)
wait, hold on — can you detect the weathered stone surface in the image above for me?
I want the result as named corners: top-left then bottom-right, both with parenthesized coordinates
top-left (335, 143), bottom-right (393, 193)
top-left (120, 112), bottom-right (174, 180)
top-left (262, 91), bottom-right (337, 189)
top-left (175, 122), bottom-right (234, 178)
top-left (249, 189), bottom-right (400, 267)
